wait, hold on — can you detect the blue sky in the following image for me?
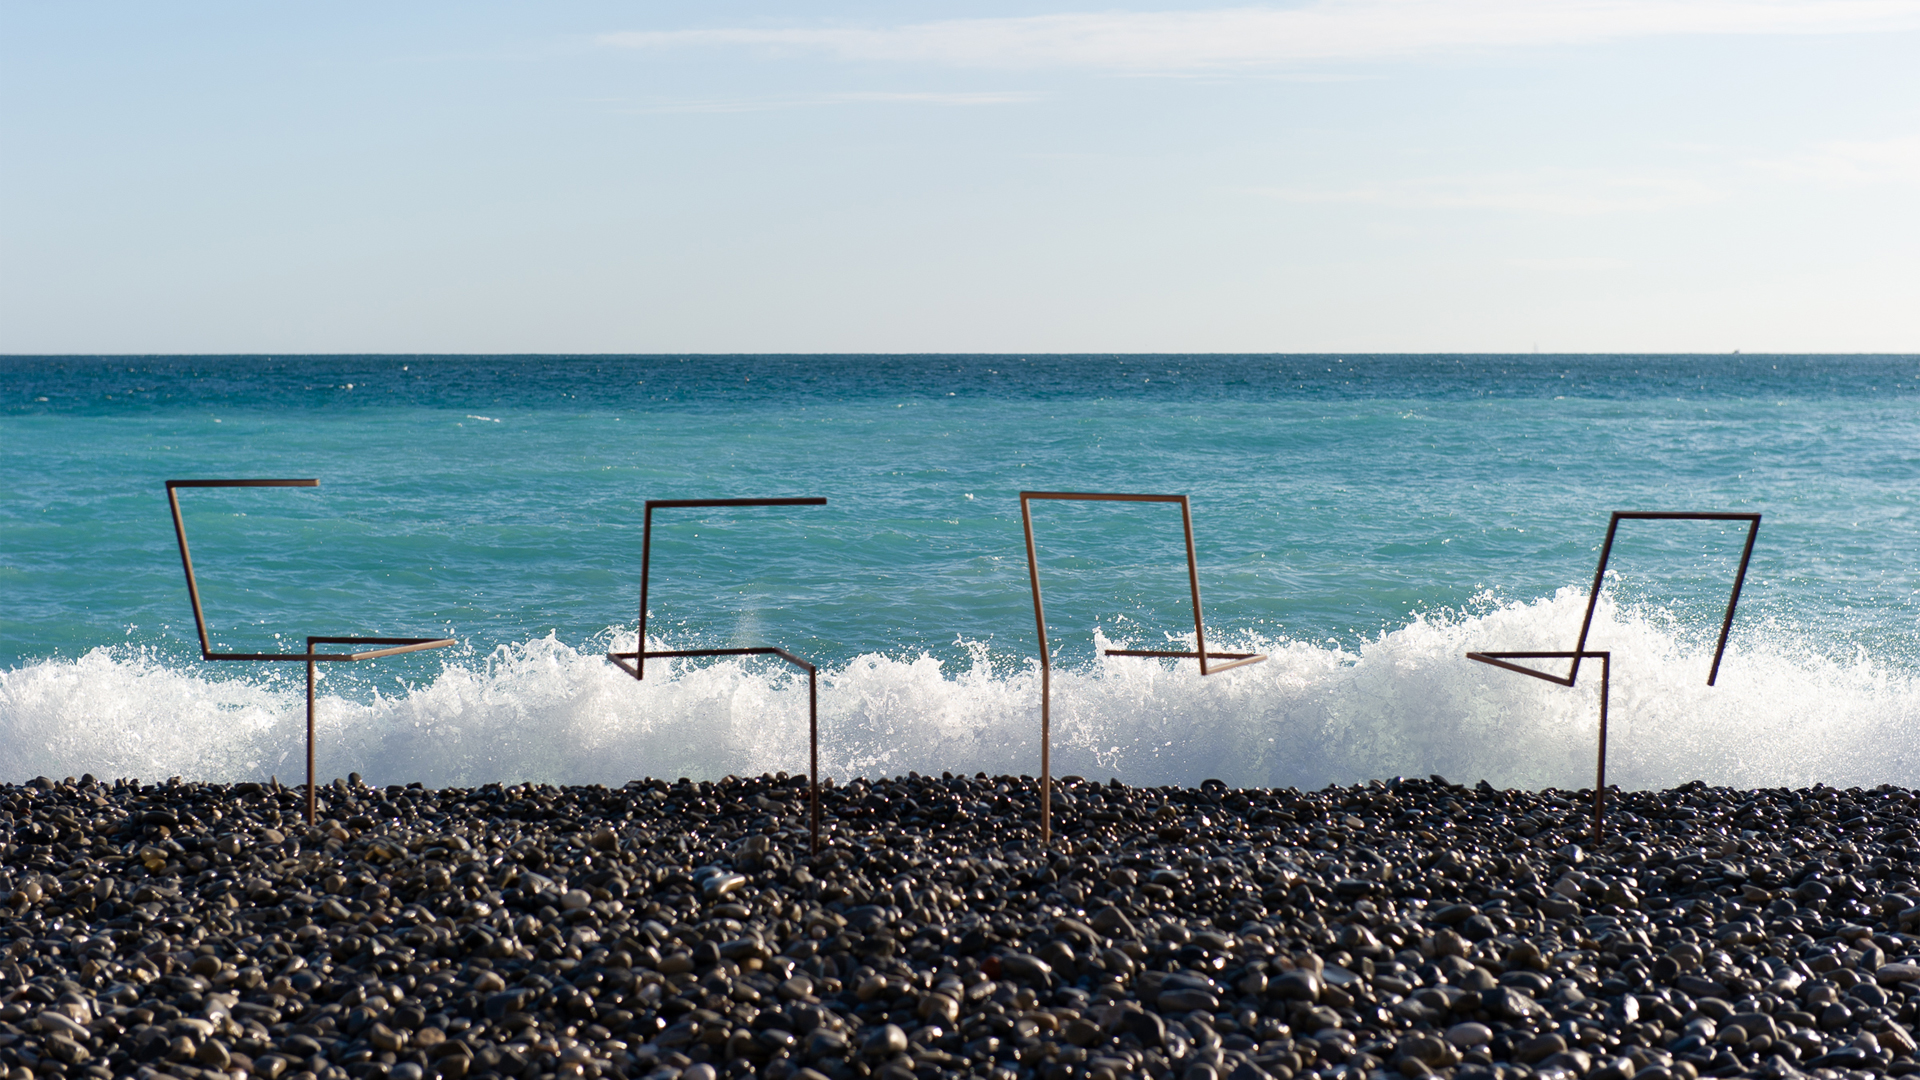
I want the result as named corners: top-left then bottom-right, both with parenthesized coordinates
top-left (3, 1), bottom-right (1916, 353)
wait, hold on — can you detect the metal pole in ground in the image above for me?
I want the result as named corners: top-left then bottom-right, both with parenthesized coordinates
top-left (1593, 652), bottom-right (1610, 845)
top-left (306, 652), bottom-right (318, 827)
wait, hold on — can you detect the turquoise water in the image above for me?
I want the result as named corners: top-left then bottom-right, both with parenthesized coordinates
top-left (6, 355), bottom-right (1920, 791)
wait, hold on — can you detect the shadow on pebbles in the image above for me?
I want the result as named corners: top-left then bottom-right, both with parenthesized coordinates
top-left (2, 772), bottom-right (1919, 1080)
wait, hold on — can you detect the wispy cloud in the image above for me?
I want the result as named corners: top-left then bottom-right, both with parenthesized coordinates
top-left (601, 1), bottom-right (1920, 71)
top-left (617, 90), bottom-right (1039, 114)
top-left (1243, 136), bottom-right (1920, 216)
top-left (1247, 169), bottom-right (1721, 215)
top-left (1507, 256), bottom-right (1632, 270)
top-left (1756, 134), bottom-right (1920, 185)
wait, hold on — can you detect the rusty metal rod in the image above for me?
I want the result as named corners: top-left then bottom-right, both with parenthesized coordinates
top-left (607, 645), bottom-right (821, 853)
top-left (1020, 496), bottom-right (1051, 848)
top-left (167, 479), bottom-right (318, 659)
top-left (634, 498), bottom-right (826, 683)
top-left (1466, 649), bottom-right (1610, 843)
top-left (1468, 512), bottom-right (1756, 842)
top-left (1020, 491), bottom-right (1268, 847)
top-left (1597, 651), bottom-right (1609, 844)
top-left (609, 497), bottom-right (828, 853)
top-left (166, 480), bottom-right (455, 826)
top-left (1569, 511), bottom-right (1760, 687)
top-left (307, 654), bottom-right (316, 829)
top-left (1104, 649), bottom-right (1266, 672)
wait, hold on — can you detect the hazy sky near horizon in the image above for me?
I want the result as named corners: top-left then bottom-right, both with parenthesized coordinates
top-left (3, 2), bottom-right (1917, 353)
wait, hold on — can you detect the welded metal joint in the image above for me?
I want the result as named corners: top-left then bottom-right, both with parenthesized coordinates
top-left (1020, 491), bottom-right (1267, 847)
top-left (605, 497), bottom-right (828, 853)
top-left (166, 479), bottom-right (455, 826)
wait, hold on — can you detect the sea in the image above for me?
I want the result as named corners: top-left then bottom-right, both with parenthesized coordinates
top-left (4, 354), bottom-right (1920, 794)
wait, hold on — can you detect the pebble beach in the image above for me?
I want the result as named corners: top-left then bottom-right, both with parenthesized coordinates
top-left (3, 772), bottom-right (1918, 1080)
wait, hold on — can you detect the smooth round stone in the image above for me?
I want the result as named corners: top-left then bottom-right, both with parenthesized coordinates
top-left (1877, 962), bottom-right (1920, 986)
top-left (17, 771), bottom-right (1920, 1080)
top-left (862, 1023), bottom-right (908, 1058)
top-left (1446, 1022), bottom-right (1493, 1049)
top-left (1000, 953), bottom-right (1053, 984)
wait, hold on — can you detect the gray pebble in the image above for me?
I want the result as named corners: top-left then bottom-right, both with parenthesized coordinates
top-left (3, 771), bottom-right (1920, 1080)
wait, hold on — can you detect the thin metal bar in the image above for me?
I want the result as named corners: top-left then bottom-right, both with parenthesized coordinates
top-left (628, 497), bottom-right (827, 683)
top-left (638, 503), bottom-right (653, 681)
top-left (166, 479), bottom-right (455, 826)
top-left (193, 648), bottom-right (450, 662)
top-left (1181, 498), bottom-right (1210, 676)
top-left (644, 498), bottom-right (830, 510)
top-left (610, 646), bottom-right (812, 666)
top-left (166, 480), bottom-right (324, 488)
top-left (167, 480), bottom-right (318, 659)
top-left (306, 654), bottom-right (317, 828)
top-left (609, 498), bottom-right (828, 852)
top-left (308, 636), bottom-right (458, 662)
top-left (607, 652), bottom-right (822, 853)
top-left (1470, 511), bottom-right (1756, 839)
top-left (1104, 650), bottom-right (1260, 657)
top-left (1023, 492), bottom-right (1186, 504)
top-left (1467, 649), bottom-right (1610, 842)
top-left (1712, 521), bottom-right (1762, 686)
top-left (302, 636), bottom-right (456, 826)
top-left (1462, 652), bottom-right (1575, 687)
top-left (1596, 651), bottom-right (1610, 844)
top-left (1021, 496), bottom-right (1051, 846)
top-left (1020, 491), bottom-right (1268, 848)
top-left (1569, 517), bottom-right (1622, 686)
top-left (810, 663), bottom-right (820, 852)
top-left (167, 486), bottom-right (212, 658)
top-left (1566, 511), bottom-right (1761, 686)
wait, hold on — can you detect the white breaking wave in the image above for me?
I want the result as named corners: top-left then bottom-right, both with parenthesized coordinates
top-left (3, 589), bottom-right (1917, 792)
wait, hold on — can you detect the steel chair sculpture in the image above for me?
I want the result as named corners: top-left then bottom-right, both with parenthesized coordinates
top-left (1021, 492), bottom-right (1267, 845)
top-left (1468, 511), bottom-right (1761, 841)
top-left (606, 497), bottom-right (828, 853)
top-left (166, 479), bottom-right (456, 825)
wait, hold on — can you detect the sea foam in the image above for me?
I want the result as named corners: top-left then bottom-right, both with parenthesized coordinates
top-left (3, 589), bottom-right (1916, 791)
